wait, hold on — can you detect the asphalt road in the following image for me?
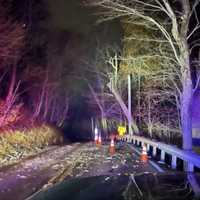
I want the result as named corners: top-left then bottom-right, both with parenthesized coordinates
top-left (0, 141), bottom-right (160, 200)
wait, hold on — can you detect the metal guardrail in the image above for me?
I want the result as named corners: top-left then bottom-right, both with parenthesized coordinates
top-left (122, 135), bottom-right (200, 172)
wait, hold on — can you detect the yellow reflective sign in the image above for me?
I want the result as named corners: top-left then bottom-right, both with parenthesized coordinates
top-left (117, 126), bottom-right (126, 136)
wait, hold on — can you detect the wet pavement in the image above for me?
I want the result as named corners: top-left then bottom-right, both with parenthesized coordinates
top-left (0, 141), bottom-right (189, 200)
top-left (0, 143), bottom-right (82, 200)
top-left (77, 142), bottom-right (157, 178)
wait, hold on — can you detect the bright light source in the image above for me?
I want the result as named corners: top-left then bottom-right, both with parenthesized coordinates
top-left (94, 127), bottom-right (98, 135)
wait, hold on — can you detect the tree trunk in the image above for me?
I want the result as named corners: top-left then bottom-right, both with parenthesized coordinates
top-left (180, 46), bottom-right (193, 150)
top-left (181, 77), bottom-right (193, 150)
top-left (148, 94), bottom-right (153, 138)
top-left (6, 65), bottom-right (16, 105)
top-left (128, 74), bottom-right (132, 135)
top-left (177, 0), bottom-right (193, 151)
top-left (108, 83), bottom-right (139, 134)
top-left (0, 65), bottom-right (17, 126)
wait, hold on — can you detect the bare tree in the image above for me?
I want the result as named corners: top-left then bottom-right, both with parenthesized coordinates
top-left (0, 0), bottom-right (24, 127)
top-left (83, 45), bottom-right (133, 134)
top-left (120, 22), bottom-right (181, 140)
top-left (0, 1), bottom-right (24, 67)
top-left (107, 55), bottom-right (139, 133)
top-left (24, 63), bottom-right (69, 127)
top-left (86, 0), bottom-right (200, 150)
top-left (85, 64), bottom-right (120, 134)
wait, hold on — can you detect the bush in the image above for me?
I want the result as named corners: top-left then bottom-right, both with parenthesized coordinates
top-left (0, 125), bottom-right (63, 166)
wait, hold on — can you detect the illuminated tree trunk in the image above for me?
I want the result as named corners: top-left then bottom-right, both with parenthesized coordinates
top-left (147, 94), bottom-right (153, 138)
top-left (33, 70), bottom-right (48, 118)
top-left (0, 65), bottom-right (16, 125)
top-left (180, 48), bottom-right (193, 150)
top-left (87, 82), bottom-right (108, 134)
top-left (107, 82), bottom-right (139, 134)
top-left (50, 99), bottom-right (56, 122)
top-left (176, 1), bottom-right (193, 150)
top-left (6, 65), bottom-right (16, 105)
top-left (43, 89), bottom-right (50, 120)
top-left (33, 84), bottom-right (45, 118)
top-left (127, 74), bottom-right (133, 135)
top-left (181, 81), bottom-right (192, 150)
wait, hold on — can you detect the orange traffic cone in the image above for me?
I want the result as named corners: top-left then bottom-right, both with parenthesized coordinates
top-left (95, 134), bottom-right (98, 145)
top-left (109, 139), bottom-right (115, 155)
top-left (140, 145), bottom-right (148, 162)
top-left (98, 135), bottom-right (102, 147)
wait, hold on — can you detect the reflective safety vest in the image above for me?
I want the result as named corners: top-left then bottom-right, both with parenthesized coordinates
top-left (117, 126), bottom-right (126, 137)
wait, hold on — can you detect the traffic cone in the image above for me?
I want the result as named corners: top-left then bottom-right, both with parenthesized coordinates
top-left (95, 134), bottom-right (98, 145)
top-left (140, 145), bottom-right (148, 162)
top-left (109, 139), bottom-right (115, 155)
top-left (98, 135), bottom-right (102, 147)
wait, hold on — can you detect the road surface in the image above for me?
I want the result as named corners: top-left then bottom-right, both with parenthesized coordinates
top-left (0, 142), bottom-right (159, 200)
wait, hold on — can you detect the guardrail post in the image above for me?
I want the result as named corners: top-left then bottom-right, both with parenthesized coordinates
top-left (153, 146), bottom-right (157, 157)
top-left (131, 137), bottom-right (133, 143)
top-left (186, 162), bottom-right (194, 172)
top-left (147, 144), bottom-right (150, 152)
top-left (139, 141), bottom-right (142, 147)
top-left (171, 155), bottom-right (177, 169)
top-left (160, 150), bottom-right (165, 162)
top-left (123, 135), bottom-right (200, 172)
top-left (131, 139), bottom-right (133, 143)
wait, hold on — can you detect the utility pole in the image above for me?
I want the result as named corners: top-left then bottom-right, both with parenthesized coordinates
top-left (128, 74), bottom-right (133, 135)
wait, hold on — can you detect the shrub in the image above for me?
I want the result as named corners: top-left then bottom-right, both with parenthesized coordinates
top-left (0, 125), bottom-right (63, 166)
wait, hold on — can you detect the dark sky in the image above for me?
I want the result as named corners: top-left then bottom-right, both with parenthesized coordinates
top-left (47, 0), bottom-right (96, 34)
top-left (45, 0), bottom-right (122, 48)
top-left (44, 0), bottom-right (122, 96)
